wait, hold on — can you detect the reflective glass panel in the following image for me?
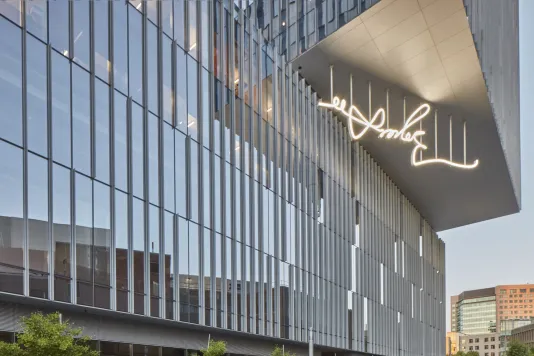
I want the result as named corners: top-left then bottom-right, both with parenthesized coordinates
top-left (129, 6), bottom-right (143, 103)
top-left (51, 51), bottom-right (71, 167)
top-left (149, 205), bottom-right (160, 317)
top-left (115, 190), bottom-right (129, 312)
top-left (114, 91), bottom-right (128, 192)
top-left (53, 164), bottom-right (71, 302)
top-left (174, 0), bottom-right (185, 46)
top-left (133, 197), bottom-right (145, 315)
top-left (0, 0), bottom-right (21, 26)
top-left (48, 0), bottom-right (68, 55)
top-left (0, 19), bottom-right (22, 146)
top-left (26, 34), bottom-right (48, 157)
top-left (113, 0), bottom-right (128, 93)
top-left (72, 65), bottom-right (91, 175)
top-left (94, 0), bottom-right (110, 82)
top-left (176, 48), bottom-right (187, 133)
top-left (26, 1), bottom-right (47, 41)
top-left (73, 0), bottom-right (90, 69)
top-left (148, 22), bottom-right (159, 115)
top-left (189, 222), bottom-right (199, 322)
top-left (148, 113), bottom-right (159, 206)
top-left (175, 130), bottom-right (187, 217)
top-left (162, 36), bottom-right (173, 125)
top-left (163, 123), bottom-right (175, 212)
top-left (95, 79), bottom-right (110, 183)
top-left (94, 182), bottom-right (111, 309)
top-left (190, 141), bottom-right (199, 222)
top-left (187, 56), bottom-right (199, 140)
top-left (75, 173), bottom-right (93, 306)
top-left (161, 0), bottom-right (173, 37)
top-left (0, 141), bottom-right (24, 294)
top-left (132, 103), bottom-right (145, 199)
top-left (28, 153), bottom-right (49, 299)
top-left (202, 148), bottom-right (210, 229)
top-left (188, 1), bottom-right (198, 59)
top-left (164, 211), bottom-right (175, 320)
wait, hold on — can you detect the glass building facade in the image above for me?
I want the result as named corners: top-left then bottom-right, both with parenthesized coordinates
top-left (0, 1), bottom-right (445, 355)
top-left (456, 296), bottom-right (497, 335)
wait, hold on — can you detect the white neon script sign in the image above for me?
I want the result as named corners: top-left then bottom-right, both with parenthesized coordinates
top-left (318, 96), bottom-right (479, 169)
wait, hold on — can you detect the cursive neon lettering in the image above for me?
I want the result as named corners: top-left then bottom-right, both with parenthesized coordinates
top-left (318, 96), bottom-right (479, 169)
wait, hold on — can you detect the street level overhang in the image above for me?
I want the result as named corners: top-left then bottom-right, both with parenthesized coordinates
top-left (292, 0), bottom-right (520, 231)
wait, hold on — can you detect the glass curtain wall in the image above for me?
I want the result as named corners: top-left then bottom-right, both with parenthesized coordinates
top-left (0, 1), bottom-right (444, 353)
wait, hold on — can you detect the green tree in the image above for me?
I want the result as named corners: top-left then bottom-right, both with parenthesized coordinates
top-left (456, 351), bottom-right (479, 356)
top-left (200, 339), bottom-right (227, 356)
top-left (507, 339), bottom-right (530, 356)
top-left (271, 345), bottom-right (296, 356)
top-left (0, 311), bottom-right (99, 356)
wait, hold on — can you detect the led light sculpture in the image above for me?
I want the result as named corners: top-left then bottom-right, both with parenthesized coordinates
top-left (319, 67), bottom-right (479, 170)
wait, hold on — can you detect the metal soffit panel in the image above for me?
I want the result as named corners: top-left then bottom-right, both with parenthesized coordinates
top-left (292, 0), bottom-right (519, 231)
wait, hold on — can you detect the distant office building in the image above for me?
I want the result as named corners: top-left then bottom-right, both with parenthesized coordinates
top-left (451, 288), bottom-right (497, 335)
top-left (496, 285), bottom-right (534, 332)
top-left (511, 323), bottom-right (534, 350)
top-left (458, 333), bottom-right (499, 356)
top-left (499, 319), bottom-right (534, 355)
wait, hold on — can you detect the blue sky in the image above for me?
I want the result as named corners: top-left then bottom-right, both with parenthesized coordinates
top-left (442, 0), bottom-right (534, 331)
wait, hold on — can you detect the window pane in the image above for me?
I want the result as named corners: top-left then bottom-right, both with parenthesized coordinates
top-left (174, 0), bottom-right (184, 46)
top-left (149, 205), bottom-right (160, 317)
top-left (175, 130), bottom-right (186, 217)
top-left (75, 173), bottom-right (93, 306)
top-left (26, 0), bottom-right (47, 42)
top-left (164, 211), bottom-right (175, 320)
top-left (51, 51), bottom-right (71, 167)
top-left (210, 157), bottom-right (220, 234)
top-left (115, 190), bottom-right (129, 312)
top-left (49, 0), bottom-right (69, 55)
top-left (164, 123), bottom-right (175, 212)
top-left (94, 0), bottom-right (110, 82)
top-left (0, 142), bottom-right (23, 294)
top-left (95, 79), bottom-right (110, 183)
top-left (129, 6), bottom-right (143, 104)
top-left (162, 36), bottom-right (173, 125)
top-left (94, 182), bottom-right (111, 309)
top-left (113, 0), bottom-right (128, 93)
top-left (133, 197), bottom-right (145, 315)
top-left (147, 22), bottom-right (159, 115)
top-left (189, 223), bottom-right (199, 317)
top-left (0, 0), bottom-right (21, 25)
top-left (190, 141), bottom-right (199, 222)
top-left (26, 34), bottom-right (48, 157)
top-left (73, 0), bottom-right (90, 69)
top-left (203, 148), bottom-right (210, 229)
top-left (72, 65), bottom-right (91, 175)
top-left (53, 164), bottom-right (71, 302)
top-left (176, 48), bottom-right (187, 133)
top-left (147, 0), bottom-right (158, 25)
top-left (114, 91), bottom-right (128, 192)
top-left (202, 69), bottom-right (211, 149)
top-left (178, 217), bottom-right (189, 311)
top-left (132, 103), bottom-right (145, 199)
top-left (162, 0), bottom-right (173, 37)
top-left (148, 113), bottom-right (159, 206)
top-left (200, 1), bottom-right (209, 66)
top-left (204, 228), bottom-right (211, 325)
top-left (0, 19), bottom-right (22, 146)
top-left (187, 56), bottom-right (199, 140)
top-left (28, 153), bottom-right (49, 299)
top-left (188, 1), bottom-right (198, 59)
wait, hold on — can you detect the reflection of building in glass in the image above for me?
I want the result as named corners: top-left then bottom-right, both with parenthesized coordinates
top-left (0, 0), bottom-right (520, 355)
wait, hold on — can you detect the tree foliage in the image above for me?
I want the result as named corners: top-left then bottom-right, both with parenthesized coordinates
top-left (507, 339), bottom-right (531, 356)
top-left (456, 351), bottom-right (479, 356)
top-left (271, 345), bottom-right (296, 356)
top-left (200, 339), bottom-right (227, 356)
top-left (0, 311), bottom-right (99, 356)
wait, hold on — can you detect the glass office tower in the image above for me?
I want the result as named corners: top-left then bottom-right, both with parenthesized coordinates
top-left (0, 1), bottom-right (448, 355)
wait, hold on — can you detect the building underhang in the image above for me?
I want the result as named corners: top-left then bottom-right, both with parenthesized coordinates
top-left (292, 0), bottom-right (519, 231)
